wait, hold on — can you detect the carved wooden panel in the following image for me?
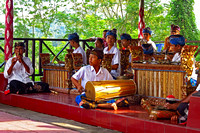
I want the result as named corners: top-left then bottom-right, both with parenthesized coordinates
top-left (40, 53), bottom-right (50, 67)
top-left (102, 54), bottom-right (114, 72)
top-left (129, 46), bottom-right (143, 62)
top-left (120, 49), bottom-right (130, 75)
top-left (72, 53), bottom-right (83, 70)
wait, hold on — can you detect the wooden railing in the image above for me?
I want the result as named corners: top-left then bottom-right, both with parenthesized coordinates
top-left (0, 37), bottom-right (93, 81)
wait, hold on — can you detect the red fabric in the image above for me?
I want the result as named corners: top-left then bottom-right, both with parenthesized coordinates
top-left (103, 39), bottom-right (108, 47)
top-left (4, 89), bottom-right (10, 95)
top-left (122, 47), bottom-right (126, 50)
top-left (166, 95), bottom-right (176, 101)
top-left (4, 0), bottom-right (13, 61)
top-left (138, 2), bottom-right (145, 40)
top-left (166, 95), bottom-right (175, 99)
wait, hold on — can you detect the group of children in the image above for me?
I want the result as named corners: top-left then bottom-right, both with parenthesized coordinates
top-left (68, 27), bottom-right (158, 79)
top-left (67, 27), bottom-right (162, 110)
top-left (67, 25), bottom-right (199, 124)
top-left (3, 25), bottom-right (199, 123)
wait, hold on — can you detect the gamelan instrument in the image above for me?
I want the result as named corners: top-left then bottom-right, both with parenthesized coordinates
top-left (40, 51), bottom-right (83, 94)
top-left (85, 80), bottom-right (137, 102)
top-left (141, 98), bottom-right (177, 120)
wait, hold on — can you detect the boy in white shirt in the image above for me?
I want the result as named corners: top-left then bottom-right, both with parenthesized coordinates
top-left (120, 33), bottom-right (132, 62)
top-left (71, 50), bottom-right (113, 93)
top-left (71, 49), bottom-right (129, 110)
top-left (103, 30), bottom-right (120, 78)
top-left (68, 33), bottom-right (87, 65)
top-left (140, 27), bottom-right (157, 54)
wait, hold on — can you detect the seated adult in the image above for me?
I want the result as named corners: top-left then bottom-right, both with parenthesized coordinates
top-left (68, 33), bottom-right (87, 65)
top-left (71, 50), bottom-right (128, 110)
top-left (164, 85), bottom-right (200, 124)
top-left (140, 27), bottom-right (157, 55)
top-left (103, 30), bottom-right (120, 79)
top-left (4, 42), bottom-right (49, 94)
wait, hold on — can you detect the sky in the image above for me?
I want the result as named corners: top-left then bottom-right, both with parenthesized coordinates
top-left (194, 0), bottom-right (200, 29)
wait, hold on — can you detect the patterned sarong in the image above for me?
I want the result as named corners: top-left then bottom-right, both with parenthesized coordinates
top-left (75, 93), bottom-right (129, 109)
top-left (177, 102), bottom-right (189, 124)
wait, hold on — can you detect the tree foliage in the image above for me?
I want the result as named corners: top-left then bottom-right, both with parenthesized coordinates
top-left (0, 0), bottom-right (199, 73)
top-left (1, 0), bottom-right (198, 41)
top-left (168, 0), bottom-right (199, 41)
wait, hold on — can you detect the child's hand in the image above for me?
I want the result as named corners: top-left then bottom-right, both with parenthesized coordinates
top-left (164, 102), bottom-right (178, 110)
top-left (17, 55), bottom-right (23, 63)
top-left (77, 85), bottom-right (84, 93)
top-left (11, 57), bottom-right (18, 65)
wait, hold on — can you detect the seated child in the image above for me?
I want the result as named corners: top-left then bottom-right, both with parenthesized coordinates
top-left (68, 33), bottom-right (87, 65)
top-left (170, 35), bottom-right (186, 62)
top-left (140, 27), bottom-right (157, 55)
top-left (71, 49), bottom-right (129, 110)
top-left (94, 38), bottom-right (104, 51)
top-left (163, 24), bottom-right (182, 52)
top-left (103, 30), bottom-right (120, 78)
top-left (120, 33), bottom-right (132, 62)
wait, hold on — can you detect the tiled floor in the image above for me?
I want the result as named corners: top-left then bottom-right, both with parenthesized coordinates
top-left (0, 111), bottom-right (78, 133)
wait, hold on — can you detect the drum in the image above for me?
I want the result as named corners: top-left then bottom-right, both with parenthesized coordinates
top-left (85, 80), bottom-right (137, 102)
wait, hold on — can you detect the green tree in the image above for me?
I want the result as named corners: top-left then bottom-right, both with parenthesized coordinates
top-left (1, 0), bottom-right (200, 73)
top-left (168, 0), bottom-right (199, 41)
top-left (67, 0), bottom-right (170, 40)
top-left (144, 0), bottom-right (171, 41)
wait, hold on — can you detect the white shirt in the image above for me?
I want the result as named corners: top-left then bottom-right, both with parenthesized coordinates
top-left (148, 39), bottom-right (157, 51)
top-left (172, 54), bottom-right (197, 81)
top-left (196, 84), bottom-right (200, 91)
top-left (4, 56), bottom-right (34, 84)
top-left (139, 39), bottom-right (157, 51)
top-left (72, 65), bottom-right (113, 89)
top-left (103, 46), bottom-right (121, 78)
top-left (190, 59), bottom-right (197, 80)
top-left (172, 53), bottom-right (181, 62)
top-left (73, 46), bottom-right (87, 65)
top-left (129, 54), bottom-right (132, 63)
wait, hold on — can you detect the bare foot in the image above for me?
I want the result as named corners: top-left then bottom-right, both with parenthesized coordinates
top-left (171, 115), bottom-right (178, 121)
top-left (79, 101), bottom-right (84, 107)
top-left (149, 114), bottom-right (157, 120)
top-left (171, 115), bottom-right (178, 124)
top-left (111, 103), bottom-right (118, 110)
